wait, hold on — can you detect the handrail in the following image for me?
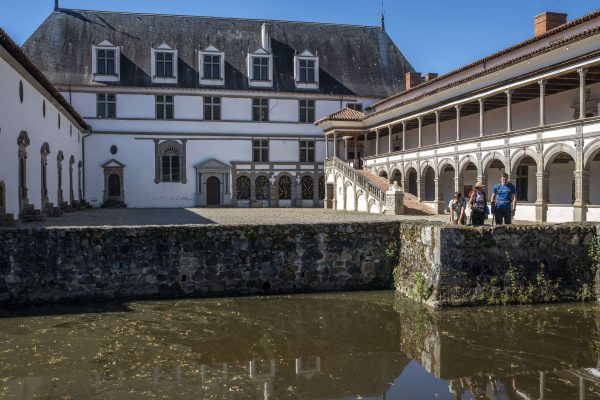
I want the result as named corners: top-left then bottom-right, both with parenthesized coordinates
top-left (325, 157), bottom-right (386, 204)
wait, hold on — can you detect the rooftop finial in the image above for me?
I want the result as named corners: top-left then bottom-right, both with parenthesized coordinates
top-left (54, 0), bottom-right (59, 11)
top-left (380, 0), bottom-right (385, 31)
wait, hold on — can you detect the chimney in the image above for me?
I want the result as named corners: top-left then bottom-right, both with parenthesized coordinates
top-left (425, 73), bottom-right (438, 81)
top-left (54, 0), bottom-right (59, 10)
top-left (261, 23), bottom-right (271, 52)
top-left (405, 72), bottom-right (422, 91)
top-left (534, 12), bottom-right (567, 36)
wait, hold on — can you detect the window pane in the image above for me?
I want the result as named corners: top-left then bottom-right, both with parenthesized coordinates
top-left (165, 62), bottom-right (173, 77)
top-left (262, 148), bottom-right (268, 162)
top-left (157, 61), bottom-right (164, 77)
top-left (204, 63), bottom-right (211, 78)
top-left (166, 96), bottom-right (173, 103)
top-left (98, 50), bottom-right (106, 58)
top-left (308, 68), bottom-right (314, 83)
top-left (157, 53), bottom-right (164, 61)
top-left (162, 156), bottom-right (170, 181)
top-left (107, 94), bottom-right (116, 101)
top-left (98, 59), bottom-right (106, 75)
top-left (308, 148), bottom-right (315, 162)
top-left (166, 104), bottom-right (173, 119)
top-left (253, 148), bottom-right (260, 162)
top-left (253, 65), bottom-right (260, 80)
top-left (107, 103), bottom-right (116, 118)
top-left (165, 53), bottom-right (173, 61)
top-left (214, 105), bottom-right (221, 120)
top-left (171, 156), bottom-right (180, 181)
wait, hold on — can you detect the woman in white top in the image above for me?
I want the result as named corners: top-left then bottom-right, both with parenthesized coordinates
top-left (448, 192), bottom-right (466, 225)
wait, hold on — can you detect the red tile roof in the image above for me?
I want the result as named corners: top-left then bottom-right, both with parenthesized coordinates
top-left (316, 107), bottom-right (365, 123)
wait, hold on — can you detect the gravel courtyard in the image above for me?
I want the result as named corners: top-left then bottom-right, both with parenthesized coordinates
top-left (20, 208), bottom-right (451, 228)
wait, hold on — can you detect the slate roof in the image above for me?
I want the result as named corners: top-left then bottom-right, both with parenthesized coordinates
top-left (0, 27), bottom-right (89, 130)
top-left (22, 8), bottom-right (414, 97)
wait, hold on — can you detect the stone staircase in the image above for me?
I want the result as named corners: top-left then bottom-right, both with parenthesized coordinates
top-left (358, 169), bottom-right (436, 216)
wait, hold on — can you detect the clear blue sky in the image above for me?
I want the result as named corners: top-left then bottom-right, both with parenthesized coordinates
top-left (0, 0), bottom-right (597, 75)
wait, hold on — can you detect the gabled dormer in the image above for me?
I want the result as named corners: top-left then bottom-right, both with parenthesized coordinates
top-left (294, 50), bottom-right (319, 90)
top-left (247, 23), bottom-right (273, 88)
top-left (199, 45), bottom-right (225, 86)
top-left (92, 40), bottom-right (120, 82)
top-left (151, 43), bottom-right (178, 84)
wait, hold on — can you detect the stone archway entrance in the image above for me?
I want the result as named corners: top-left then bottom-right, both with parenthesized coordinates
top-left (101, 159), bottom-right (126, 207)
top-left (206, 176), bottom-right (221, 206)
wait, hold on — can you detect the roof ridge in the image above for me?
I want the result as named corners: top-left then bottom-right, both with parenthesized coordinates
top-left (56, 8), bottom-right (382, 29)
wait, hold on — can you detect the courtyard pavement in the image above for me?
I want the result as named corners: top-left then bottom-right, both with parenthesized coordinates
top-left (19, 208), bottom-right (455, 228)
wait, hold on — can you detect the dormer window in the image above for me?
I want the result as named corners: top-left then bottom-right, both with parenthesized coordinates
top-left (247, 51), bottom-right (273, 88)
top-left (92, 40), bottom-right (120, 82)
top-left (294, 50), bottom-right (319, 90)
top-left (199, 46), bottom-right (225, 86)
top-left (151, 44), bottom-right (178, 84)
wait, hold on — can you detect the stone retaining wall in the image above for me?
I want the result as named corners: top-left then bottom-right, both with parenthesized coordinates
top-left (0, 223), bottom-right (398, 304)
top-left (0, 222), bottom-right (598, 306)
top-left (395, 223), bottom-right (600, 307)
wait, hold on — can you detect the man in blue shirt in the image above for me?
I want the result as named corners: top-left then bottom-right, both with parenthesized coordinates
top-left (491, 172), bottom-right (517, 225)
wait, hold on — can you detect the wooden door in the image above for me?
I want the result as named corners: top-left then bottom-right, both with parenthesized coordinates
top-left (206, 176), bottom-right (220, 206)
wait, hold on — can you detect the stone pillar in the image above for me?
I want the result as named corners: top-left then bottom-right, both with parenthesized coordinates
top-left (388, 125), bottom-right (393, 153)
top-left (270, 177), bottom-right (279, 208)
top-left (506, 90), bottom-right (513, 133)
top-left (454, 175), bottom-right (464, 195)
top-left (535, 144), bottom-right (548, 222)
top-left (375, 130), bottom-right (380, 155)
top-left (433, 177), bottom-right (444, 214)
top-left (539, 80), bottom-right (546, 126)
top-left (573, 139), bottom-right (587, 221)
top-left (455, 105), bottom-right (461, 141)
top-left (418, 117), bottom-right (423, 148)
top-left (579, 68), bottom-right (587, 119)
top-left (324, 182), bottom-right (334, 209)
top-left (435, 110), bottom-right (440, 145)
top-left (385, 182), bottom-right (404, 215)
top-left (363, 133), bottom-right (368, 157)
top-left (479, 98), bottom-right (485, 137)
top-left (343, 137), bottom-right (349, 161)
top-left (402, 121), bottom-right (406, 151)
top-left (333, 132), bottom-right (338, 158)
top-left (292, 176), bottom-right (302, 207)
top-left (417, 177), bottom-right (424, 201)
top-left (324, 135), bottom-right (329, 158)
top-left (353, 136), bottom-right (358, 165)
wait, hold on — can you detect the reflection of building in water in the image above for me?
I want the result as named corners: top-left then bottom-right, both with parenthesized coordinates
top-left (295, 356), bottom-right (321, 379)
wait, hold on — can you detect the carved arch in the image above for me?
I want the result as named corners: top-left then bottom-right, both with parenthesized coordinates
top-left (583, 137), bottom-right (600, 170)
top-left (437, 157), bottom-right (456, 175)
top-left (543, 143), bottom-right (576, 171)
top-left (510, 147), bottom-right (538, 176)
top-left (481, 151), bottom-right (506, 175)
top-left (420, 160), bottom-right (436, 180)
top-left (458, 154), bottom-right (480, 176)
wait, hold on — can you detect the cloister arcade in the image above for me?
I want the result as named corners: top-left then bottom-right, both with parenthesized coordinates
top-left (321, 55), bottom-right (600, 222)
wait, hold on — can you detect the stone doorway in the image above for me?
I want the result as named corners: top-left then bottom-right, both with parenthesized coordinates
top-left (108, 174), bottom-right (121, 197)
top-left (206, 176), bottom-right (221, 206)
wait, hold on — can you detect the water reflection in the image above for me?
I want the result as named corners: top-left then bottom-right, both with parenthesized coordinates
top-left (0, 292), bottom-right (599, 399)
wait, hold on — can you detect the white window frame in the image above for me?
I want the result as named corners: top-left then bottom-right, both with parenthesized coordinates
top-left (247, 48), bottom-right (273, 88)
top-left (199, 46), bottom-right (225, 86)
top-left (92, 40), bottom-right (120, 82)
top-left (294, 50), bottom-right (319, 90)
top-left (151, 44), bottom-right (178, 84)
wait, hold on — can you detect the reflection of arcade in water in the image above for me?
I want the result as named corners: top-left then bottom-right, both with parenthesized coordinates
top-left (394, 297), bottom-right (600, 399)
top-left (1, 294), bottom-right (600, 399)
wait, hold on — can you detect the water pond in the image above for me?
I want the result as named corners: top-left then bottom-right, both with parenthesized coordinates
top-left (0, 291), bottom-right (599, 399)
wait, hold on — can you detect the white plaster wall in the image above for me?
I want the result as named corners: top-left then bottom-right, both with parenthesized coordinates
top-left (512, 97), bottom-right (539, 131)
top-left (316, 100), bottom-right (342, 120)
top-left (421, 124), bottom-right (435, 147)
top-left (222, 98), bottom-right (252, 121)
top-left (270, 140), bottom-right (298, 162)
top-left (439, 118), bottom-right (455, 144)
top-left (0, 55), bottom-right (82, 216)
top-left (84, 134), bottom-right (258, 208)
top-left (174, 95), bottom-right (202, 120)
top-left (117, 94), bottom-right (155, 119)
top-left (357, 193), bottom-right (367, 212)
top-left (270, 99), bottom-right (297, 123)
top-left (483, 106), bottom-right (506, 136)
top-left (405, 127), bottom-right (419, 150)
top-left (587, 207), bottom-right (600, 222)
top-left (547, 206), bottom-right (574, 223)
top-left (463, 169), bottom-right (478, 192)
top-left (514, 204), bottom-right (536, 221)
top-left (548, 161), bottom-right (575, 204)
top-left (460, 111), bottom-right (480, 140)
top-left (336, 176), bottom-right (344, 210)
top-left (345, 185), bottom-right (355, 211)
top-left (63, 92), bottom-right (96, 118)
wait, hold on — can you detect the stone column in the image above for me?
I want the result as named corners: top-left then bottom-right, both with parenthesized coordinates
top-left (388, 125), bottom-right (393, 153)
top-left (573, 139), bottom-right (587, 222)
top-left (343, 137), bottom-right (349, 161)
top-left (402, 121), bottom-right (406, 151)
top-left (418, 117), bottom-right (423, 148)
top-left (506, 90), bottom-right (513, 133)
top-left (270, 176), bottom-right (279, 208)
top-left (539, 80), bottom-right (546, 127)
top-left (364, 133), bottom-right (368, 157)
top-left (333, 131), bottom-right (338, 159)
top-left (435, 110), bottom-right (440, 145)
top-left (324, 135), bottom-right (329, 158)
top-left (417, 177), bottom-right (425, 201)
top-left (375, 130), bottom-right (380, 155)
top-left (324, 181), bottom-right (334, 209)
top-left (455, 105), bottom-right (461, 141)
top-left (534, 143), bottom-right (548, 222)
top-left (353, 136), bottom-right (358, 165)
top-left (292, 175), bottom-right (301, 208)
top-left (385, 182), bottom-right (404, 215)
top-left (434, 177), bottom-right (444, 213)
top-left (479, 98), bottom-right (485, 137)
top-left (579, 68), bottom-right (587, 119)
top-left (454, 175), bottom-right (464, 195)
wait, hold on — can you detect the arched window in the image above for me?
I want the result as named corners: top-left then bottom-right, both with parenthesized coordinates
top-left (57, 151), bottom-right (64, 206)
top-left (155, 140), bottom-right (187, 183)
top-left (69, 156), bottom-right (75, 204)
top-left (318, 175), bottom-right (325, 200)
top-left (160, 142), bottom-right (181, 182)
top-left (278, 175), bottom-right (291, 200)
top-left (236, 176), bottom-right (251, 200)
top-left (17, 131), bottom-right (30, 211)
top-left (255, 176), bottom-right (270, 200)
top-left (301, 175), bottom-right (313, 200)
top-left (40, 143), bottom-right (50, 209)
